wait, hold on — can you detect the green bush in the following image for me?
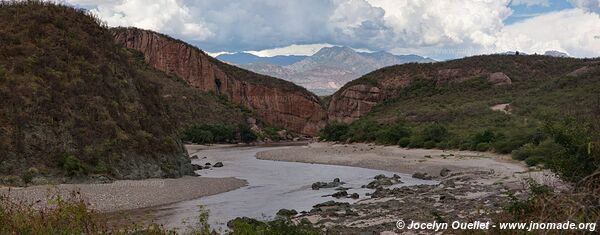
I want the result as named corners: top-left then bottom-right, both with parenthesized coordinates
top-left (228, 217), bottom-right (320, 235)
top-left (398, 137), bottom-right (411, 147)
top-left (423, 141), bottom-right (436, 149)
top-left (421, 123), bottom-right (449, 143)
top-left (476, 142), bottom-right (491, 151)
top-left (182, 124), bottom-right (234, 144)
top-left (408, 136), bottom-right (425, 148)
top-left (60, 154), bottom-right (86, 176)
top-left (542, 119), bottom-right (599, 182)
top-left (472, 130), bottom-right (496, 144)
top-left (375, 123), bottom-right (411, 145)
top-left (239, 124), bottom-right (258, 143)
top-left (319, 122), bottom-right (349, 141)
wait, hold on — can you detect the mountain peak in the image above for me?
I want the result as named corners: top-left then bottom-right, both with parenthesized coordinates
top-left (313, 46), bottom-right (357, 57)
top-left (544, 50), bottom-right (569, 57)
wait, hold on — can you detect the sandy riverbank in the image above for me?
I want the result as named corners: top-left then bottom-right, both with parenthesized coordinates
top-left (257, 142), bottom-right (563, 234)
top-left (0, 176), bottom-right (246, 212)
top-left (257, 142), bottom-right (560, 188)
top-left (0, 144), bottom-right (249, 213)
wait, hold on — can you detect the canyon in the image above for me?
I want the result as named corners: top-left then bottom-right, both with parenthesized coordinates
top-left (112, 28), bottom-right (328, 136)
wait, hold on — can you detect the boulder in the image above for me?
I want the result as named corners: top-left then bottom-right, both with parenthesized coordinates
top-left (487, 72), bottom-right (512, 86)
top-left (412, 172), bottom-right (433, 180)
top-left (191, 164), bottom-right (203, 170)
top-left (331, 190), bottom-right (348, 198)
top-left (276, 209), bottom-right (298, 217)
top-left (312, 179), bottom-right (345, 190)
top-left (440, 168), bottom-right (451, 177)
top-left (213, 162), bottom-right (224, 168)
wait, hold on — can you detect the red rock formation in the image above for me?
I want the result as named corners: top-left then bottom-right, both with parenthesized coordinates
top-left (328, 84), bottom-right (382, 123)
top-left (112, 28), bottom-right (327, 135)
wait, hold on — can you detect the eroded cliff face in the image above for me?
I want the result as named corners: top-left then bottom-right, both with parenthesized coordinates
top-left (327, 64), bottom-right (501, 123)
top-left (112, 28), bottom-right (327, 135)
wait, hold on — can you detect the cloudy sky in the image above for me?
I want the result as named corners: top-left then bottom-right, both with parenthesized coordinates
top-left (63, 0), bottom-right (600, 60)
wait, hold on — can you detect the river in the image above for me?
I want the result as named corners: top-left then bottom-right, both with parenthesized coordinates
top-left (148, 145), bottom-right (437, 232)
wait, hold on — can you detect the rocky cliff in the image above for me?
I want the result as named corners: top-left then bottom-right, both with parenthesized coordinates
top-left (112, 28), bottom-right (327, 135)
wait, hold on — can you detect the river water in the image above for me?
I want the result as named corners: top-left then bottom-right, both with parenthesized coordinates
top-left (150, 145), bottom-right (437, 232)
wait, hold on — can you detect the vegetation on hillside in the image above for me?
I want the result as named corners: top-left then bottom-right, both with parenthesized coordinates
top-left (321, 54), bottom-right (600, 234)
top-left (322, 55), bottom-right (600, 178)
top-left (0, 1), bottom-right (250, 182)
top-left (181, 123), bottom-right (257, 144)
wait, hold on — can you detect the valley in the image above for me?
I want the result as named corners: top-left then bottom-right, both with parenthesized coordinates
top-left (1, 2), bottom-right (599, 235)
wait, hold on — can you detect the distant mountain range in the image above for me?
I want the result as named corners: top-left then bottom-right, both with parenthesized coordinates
top-left (217, 46), bottom-right (435, 95)
top-left (216, 53), bottom-right (307, 66)
top-left (500, 50), bottom-right (570, 57)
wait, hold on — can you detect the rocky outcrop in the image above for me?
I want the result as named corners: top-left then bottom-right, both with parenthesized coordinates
top-left (487, 72), bottom-right (512, 86)
top-left (328, 84), bottom-right (383, 123)
top-left (112, 28), bottom-right (327, 135)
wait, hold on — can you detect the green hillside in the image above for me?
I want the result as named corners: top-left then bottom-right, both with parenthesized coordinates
top-left (324, 55), bottom-right (600, 181)
top-left (0, 1), bottom-right (248, 183)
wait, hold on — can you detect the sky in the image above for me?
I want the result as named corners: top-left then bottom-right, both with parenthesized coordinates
top-left (61, 0), bottom-right (600, 60)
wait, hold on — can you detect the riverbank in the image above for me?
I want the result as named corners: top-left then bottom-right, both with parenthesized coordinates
top-left (257, 142), bottom-right (562, 234)
top-left (0, 176), bottom-right (246, 213)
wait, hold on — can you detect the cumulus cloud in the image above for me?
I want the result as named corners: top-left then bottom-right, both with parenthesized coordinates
top-left (245, 43), bottom-right (338, 57)
top-left (511, 0), bottom-right (551, 7)
top-left (66, 0), bottom-right (214, 40)
top-left (494, 8), bottom-right (600, 58)
top-left (61, 0), bottom-right (600, 59)
top-left (569, 0), bottom-right (600, 13)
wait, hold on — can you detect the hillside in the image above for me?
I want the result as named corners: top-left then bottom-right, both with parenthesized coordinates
top-left (112, 28), bottom-right (328, 135)
top-left (233, 47), bottom-right (434, 95)
top-left (323, 54), bottom-right (600, 171)
top-left (0, 2), bottom-right (249, 182)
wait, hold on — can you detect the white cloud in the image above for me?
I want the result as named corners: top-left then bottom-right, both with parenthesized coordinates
top-left (364, 0), bottom-right (512, 48)
top-left (66, 0), bottom-right (214, 40)
top-left (245, 43), bottom-right (337, 57)
top-left (511, 0), bottom-right (550, 7)
top-left (569, 0), bottom-right (600, 13)
top-left (60, 0), bottom-right (600, 59)
top-left (494, 8), bottom-right (600, 58)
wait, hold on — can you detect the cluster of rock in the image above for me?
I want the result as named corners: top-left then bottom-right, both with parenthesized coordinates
top-left (363, 174), bottom-right (403, 189)
top-left (191, 162), bottom-right (224, 171)
top-left (311, 178), bottom-right (345, 190)
top-left (297, 169), bottom-right (519, 234)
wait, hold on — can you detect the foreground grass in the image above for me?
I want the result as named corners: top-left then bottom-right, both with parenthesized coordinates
top-left (0, 190), bottom-right (322, 235)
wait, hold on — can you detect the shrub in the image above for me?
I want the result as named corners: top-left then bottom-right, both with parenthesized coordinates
top-left (228, 217), bottom-right (320, 235)
top-left (408, 136), bottom-right (425, 148)
top-left (93, 160), bottom-right (108, 174)
top-left (542, 119), bottom-right (599, 182)
top-left (421, 123), bottom-right (449, 143)
top-left (423, 141), bottom-right (436, 149)
top-left (476, 142), bottom-right (491, 151)
top-left (319, 122), bottom-right (349, 141)
top-left (60, 154), bottom-right (86, 176)
top-left (472, 129), bottom-right (496, 144)
top-left (398, 137), bottom-right (411, 147)
top-left (239, 124), bottom-right (258, 143)
top-left (375, 123), bottom-right (411, 145)
top-left (183, 124), bottom-right (237, 144)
